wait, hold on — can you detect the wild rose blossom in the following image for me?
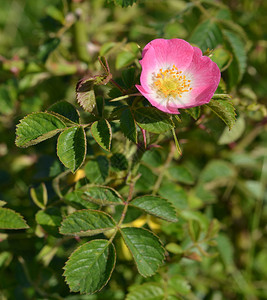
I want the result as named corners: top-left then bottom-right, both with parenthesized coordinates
top-left (136, 38), bottom-right (221, 114)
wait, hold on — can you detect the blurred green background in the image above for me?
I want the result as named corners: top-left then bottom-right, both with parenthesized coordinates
top-left (0, 0), bottom-right (267, 299)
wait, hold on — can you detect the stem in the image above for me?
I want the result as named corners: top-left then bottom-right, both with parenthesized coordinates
top-left (246, 156), bottom-right (267, 278)
top-left (109, 93), bottom-right (142, 102)
top-left (110, 79), bottom-right (126, 93)
top-left (152, 142), bottom-right (176, 195)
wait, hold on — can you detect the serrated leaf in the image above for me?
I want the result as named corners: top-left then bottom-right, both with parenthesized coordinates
top-left (84, 156), bottom-right (109, 184)
top-left (168, 166), bottom-right (194, 185)
top-left (76, 77), bottom-right (96, 113)
top-left (218, 116), bottom-right (245, 145)
top-left (110, 153), bottom-right (128, 171)
top-left (0, 208), bottom-right (29, 229)
top-left (120, 108), bottom-right (137, 143)
top-left (206, 99), bottom-right (236, 130)
top-left (64, 240), bottom-right (116, 294)
top-left (47, 101), bottom-right (80, 124)
top-left (57, 126), bottom-right (86, 173)
top-left (223, 30), bottom-right (247, 82)
top-left (126, 283), bottom-right (164, 300)
top-left (134, 107), bottom-right (174, 134)
top-left (16, 112), bottom-right (66, 148)
top-left (189, 19), bottom-right (223, 51)
top-left (120, 227), bottom-right (165, 277)
top-left (80, 185), bottom-right (123, 206)
top-left (184, 106), bottom-right (201, 120)
top-left (60, 210), bottom-right (116, 236)
top-left (130, 196), bottom-right (178, 222)
top-left (64, 190), bottom-right (99, 210)
top-left (91, 119), bottom-right (112, 151)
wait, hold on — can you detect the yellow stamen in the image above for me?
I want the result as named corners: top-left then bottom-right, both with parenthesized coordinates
top-left (153, 65), bottom-right (192, 98)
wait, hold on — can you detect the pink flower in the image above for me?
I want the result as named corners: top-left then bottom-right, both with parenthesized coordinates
top-left (136, 38), bottom-right (221, 114)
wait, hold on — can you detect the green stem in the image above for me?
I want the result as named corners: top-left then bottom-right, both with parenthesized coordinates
top-left (152, 142), bottom-right (176, 195)
top-left (109, 93), bottom-right (142, 102)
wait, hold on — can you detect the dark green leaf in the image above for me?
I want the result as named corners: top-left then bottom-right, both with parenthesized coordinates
top-left (122, 67), bottom-right (136, 88)
top-left (84, 156), bottom-right (109, 184)
top-left (184, 106), bottom-right (201, 120)
top-left (113, 0), bottom-right (137, 7)
top-left (110, 153), bottom-right (128, 171)
top-left (131, 195), bottom-right (178, 222)
top-left (206, 99), bottom-right (236, 130)
top-left (0, 208), bottom-right (29, 229)
top-left (16, 112), bottom-right (66, 148)
top-left (223, 30), bottom-right (247, 83)
top-left (60, 210), bottom-right (116, 236)
top-left (120, 227), bottom-right (165, 277)
top-left (189, 19), bottom-right (223, 51)
top-left (63, 240), bottom-right (116, 294)
top-left (134, 107), bottom-right (174, 134)
top-left (38, 37), bottom-right (60, 62)
top-left (80, 185), bottom-right (123, 206)
top-left (57, 126), bottom-right (86, 173)
top-left (47, 101), bottom-right (80, 124)
top-left (91, 119), bottom-right (112, 151)
top-left (120, 108), bottom-right (137, 143)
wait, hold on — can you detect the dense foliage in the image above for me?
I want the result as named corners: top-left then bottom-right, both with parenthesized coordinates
top-left (0, 0), bottom-right (266, 299)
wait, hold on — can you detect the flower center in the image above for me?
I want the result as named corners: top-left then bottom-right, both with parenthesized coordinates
top-left (153, 65), bottom-right (192, 98)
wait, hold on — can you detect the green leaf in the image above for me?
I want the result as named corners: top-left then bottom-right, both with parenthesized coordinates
top-left (84, 156), bottom-right (109, 184)
top-left (184, 106), bottom-right (201, 120)
top-left (60, 210), bottom-right (116, 236)
top-left (76, 73), bottom-right (111, 113)
top-left (91, 119), bottom-right (112, 151)
top-left (189, 19), bottom-right (223, 51)
top-left (80, 185), bottom-right (123, 206)
top-left (206, 99), bottom-right (236, 130)
top-left (57, 126), bottom-right (86, 173)
top-left (168, 166), bottom-right (194, 185)
top-left (216, 233), bottom-right (234, 270)
top-left (113, 0), bottom-right (137, 7)
top-left (200, 159), bottom-right (235, 184)
top-left (120, 227), bottom-right (165, 277)
top-left (134, 107), bottom-right (174, 134)
top-left (116, 51), bottom-right (136, 69)
top-left (35, 207), bottom-right (62, 237)
top-left (126, 283), bottom-right (164, 300)
top-left (76, 77), bottom-right (96, 113)
top-left (110, 153), bottom-right (128, 171)
top-left (47, 101), bottom-right (80, 124)
top-left (15, 112), bottom-right (66, 148)
top-left (63, 240), bottom-right (116, 294)
top-left (211, 47), bottom-right (232, 71)
top-left (131, 196), bottom-right (178, 222)
top-left (218, 116), bottom-right (245, 145)
top-left (64, 190), bottom-right (99, 210)
top-left (0, 208), bottom-right (29, 229)
top-left (223, 30), bottom-right (247, 82)
top-left (38, 37), bottom-right (60, 62)
top-left (120, 108), bottom-right (137, 143)
top-left (122, 67), bottom-right (136, 88)
top-left (168, 275), bottom-right (191, 295)
top-left (158, 181), bottom-right (188, 210)
top-left (30, 182), bottom-right (48, 209)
